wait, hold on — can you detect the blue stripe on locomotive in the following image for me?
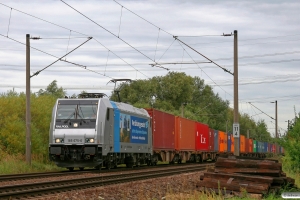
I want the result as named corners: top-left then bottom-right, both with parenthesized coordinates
top-left (110, 101), bottom-right (120, 152)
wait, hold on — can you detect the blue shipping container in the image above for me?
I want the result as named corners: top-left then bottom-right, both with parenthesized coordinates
top-left (257, 141), bottom-right (263, 153)
top-left (264, 142), bottom-right (268, 153)
top-left (214, 130), bottom-right (219, 151)
top-left (227, 133), bottom-right (231, 152)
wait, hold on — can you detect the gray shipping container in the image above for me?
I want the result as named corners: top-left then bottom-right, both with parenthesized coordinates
top-left (214, 130), bottom-right (219, 151)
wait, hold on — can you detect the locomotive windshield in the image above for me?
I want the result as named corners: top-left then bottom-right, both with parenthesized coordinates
top-left (56, 101), bottom-right (98, 120)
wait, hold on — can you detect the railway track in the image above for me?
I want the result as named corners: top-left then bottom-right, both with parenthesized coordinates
top-left (0, 162), bottom-right (210, 182)
top-left (0, 163), bottom-right (213, 199)
top-left (0, 170), bottom-right (93, 182)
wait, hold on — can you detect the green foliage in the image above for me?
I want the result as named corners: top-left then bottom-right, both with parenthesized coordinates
top-left (279, 113), bottom-right (300, 173)
top-left (0, 81), bottom-right (58, 163)
top-left (37, 80), bottom-right (66, 98)
top-left (110, 72), bottom-right (270, 136)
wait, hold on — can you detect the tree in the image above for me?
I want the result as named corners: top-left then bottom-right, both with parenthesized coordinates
top-left (279, 113), bottom-right (300, 172)
top-left (37, 80), bottom-right (66, 98)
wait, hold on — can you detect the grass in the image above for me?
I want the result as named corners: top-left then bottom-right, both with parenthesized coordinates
top-left (0, 153), bottom-right (60, 174)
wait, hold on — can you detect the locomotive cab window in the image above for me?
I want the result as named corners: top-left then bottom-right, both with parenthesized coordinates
top-left (78, 105), bottom-right (97, 119)
top-left (56, 105), bottom-right (77, 119)
top-left (56, 103), bottom-right (98, 120)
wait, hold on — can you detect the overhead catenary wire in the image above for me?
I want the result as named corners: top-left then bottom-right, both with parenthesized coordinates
top-left (30, 37), bottom-right (100, 78)
top-left (0, 2), bottom-right (88, 37)
top-left (154, 28), bottom-right (160, 62)
top-left (65, 30), bottom-right (72, 60)
top-left (6, 8), bottom-right (12, 37)
top-left (174, 34), bottom-right (300, 47)
top-left (173, 36), bottom-right (233, 75)
top-left (112, 0), bottom-right (173, 36)
top-left (118, 5), bottom-right (123, 38)
top-left (175, 40), bottom-right (233, 98)
top-left (176, 34), bottom-right (229, 37)
top-left (31, 37), bottom-right (93, 77)
top-left (92, 38), bottom-right (150, 78)
top-left (105, 50), bottom-right (110, 75)
top-left (61, 0), bottom-right (169, 71)
top-left (0, 2), bottom-right (149, 79)
top-left (0, 33), bottom-right (114, 79)
top-left (248, 102), bottom-right (275, 120)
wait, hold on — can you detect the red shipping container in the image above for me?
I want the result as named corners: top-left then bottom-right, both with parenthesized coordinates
top-left (268, 143), bottom-right (271, 153)
top-left (195, 122), bottom-right (209, 151)
top-left (209, 129), bottom-right (214, 151)
top-left (231, 135), bottom-right (234, 153)
top-left (245, 138), bottom-right (249, 153)
top-left (273, 144), bottom-right (277, 153)
top-left (271, 144), bottom-right (275, 153)
top-left (146, 108), bottom-right (175, 150)
top-left (249, 139), bottom-right (253, 153)
top-left (175, 116), bottom-right (196, 151)
top-left (240, 135), bottom-right (246, 153)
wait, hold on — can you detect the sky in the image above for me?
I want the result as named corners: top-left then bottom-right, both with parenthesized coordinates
top-left (0, 0), bottom-right (299, 137)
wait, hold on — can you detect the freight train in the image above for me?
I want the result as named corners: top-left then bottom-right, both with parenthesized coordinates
top-left (49, 94), bottom-right (283, 171)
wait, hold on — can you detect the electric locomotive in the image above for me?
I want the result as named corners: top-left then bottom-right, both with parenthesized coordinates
top-left (49, 93), bottom-right (153, 171)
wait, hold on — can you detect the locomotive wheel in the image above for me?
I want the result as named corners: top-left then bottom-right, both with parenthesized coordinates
top-left (126, 163), bottom-right (134, 168)
top-left (68, 167), bottom-right (74, 171)
top-left (125, 156), bottom-right (134, 168)
top-left (106, 162), bottom-right (111, 170)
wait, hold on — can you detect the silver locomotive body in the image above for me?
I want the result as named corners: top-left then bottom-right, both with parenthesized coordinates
top-left (49, 98), bottom-right (153, 170)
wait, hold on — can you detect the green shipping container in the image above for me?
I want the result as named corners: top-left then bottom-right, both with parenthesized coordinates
top-left (253, 140), bottom-right (257, 152)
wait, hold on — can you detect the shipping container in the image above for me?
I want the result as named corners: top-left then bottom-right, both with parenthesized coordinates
top-left (227, 133), bottom-right (231, 153)
top-left (231, 135), bottom-right (234, 153)
top-left (248, 139), bottom-right (253, 153)
top-left (214, 130), bottom-right (219, 151)
top-left (219, 131), bottom-right (227, 152)
top-left (281, 146), bottom-right (284, 154)
top-left (195, 122), bottom-right (209, 151)
top-left (245, 138), bottom-right (249, 153)
top-left (268, 143), bottom-right (271, 153)
top-left (146, 108), bottom-right (175, 150)
top-left (257, 141), bottom-right (261, 153)
top-left (240, 135), bottom-right (246, 153)
top-left (279, 145), bottom-right (281, 154)
top-left (253, 140), bottom-right (257, 153)
top-left (273, 144), bottom-right (277, 153)
top-left (224, 132), bottom-right (227, 152)
top-left (175, 116), bottom-right (196, 151)
top-left (264, 142), bottom-right (268, 153)
top-left (258, 141), bottom-right (264, 153)
top-left (209, 129), bottom-right (214, 151)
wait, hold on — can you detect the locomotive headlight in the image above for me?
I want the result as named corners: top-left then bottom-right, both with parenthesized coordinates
top-left (86, 138), bottom-right (95, 143)
top-left (55, 138), bottom-right (64, 143)
top-left (73, 123), bottom-right (78, 127)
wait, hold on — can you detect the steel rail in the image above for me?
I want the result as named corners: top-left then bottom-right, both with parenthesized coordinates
top-left (0, 163), bottom-right (213, 199)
